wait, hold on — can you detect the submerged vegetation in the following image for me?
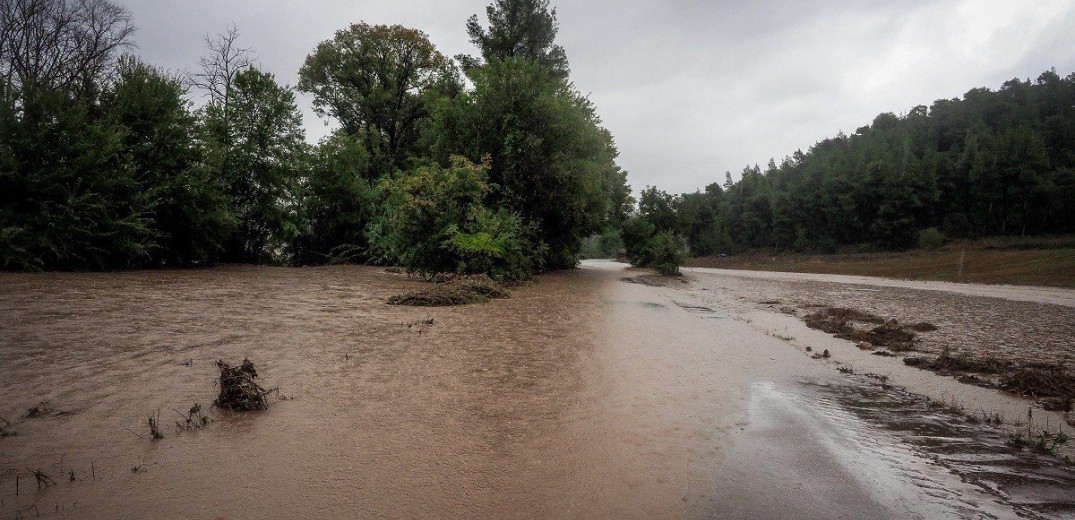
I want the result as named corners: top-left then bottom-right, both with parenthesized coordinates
top-left (387, 274), bottom-right (511, 307)
top-left (0, 0), bottom-right (631, 279)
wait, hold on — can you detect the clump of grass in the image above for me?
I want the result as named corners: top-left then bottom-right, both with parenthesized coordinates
top-left (174, 403), bottom-right (211, 433)
top-left (147, 411), bottom-right (163, 440)
top-left (1008, 429), bottom-right (1070, 455)
top-left (388, 274), bottom-right (509, 307)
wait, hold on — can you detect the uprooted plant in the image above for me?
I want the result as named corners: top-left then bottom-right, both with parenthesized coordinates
top-left (215, 359), bottom-right (272, 411)
top-left (148, 410), bottom-right (164, 440)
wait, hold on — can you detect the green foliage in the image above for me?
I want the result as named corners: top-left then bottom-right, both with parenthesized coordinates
top-left (917, 227), bottom-right (945, 251)
top-left (643, 232), bottom-right (686, 276)
top-left (622, 215), bottom-right (684, 276)
top-left (428, 57), bottom-right (616, 268)
top-left (579, 229), bottom-right (624, 259)
top-left (668, 69), bottom-right (1075, 255)
top-left (372, 157), bottom-right (539, 281)
top-left (292, 132), bottom-right (377, 265)
top-left (106, 58), bottom-right (235, 265)
top-left (0, 83), bottom-right (153, 270)
top-left (199, 68), bottom-right (307, 264)
top-left (298, 23), bottom-right (458, 177)
top-left (462, 0), bottom-right (569, 79)
top-left (2, 1), bottom-right (633, 278)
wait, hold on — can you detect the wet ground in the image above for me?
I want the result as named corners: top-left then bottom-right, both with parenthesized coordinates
top-left (1, 262), bottom-right (1073, 518)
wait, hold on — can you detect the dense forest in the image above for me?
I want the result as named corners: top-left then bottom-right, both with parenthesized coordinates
top-left (0, 0), bottom-right (632, 280)
top-left (621, 69), bottom-right (1075, 265)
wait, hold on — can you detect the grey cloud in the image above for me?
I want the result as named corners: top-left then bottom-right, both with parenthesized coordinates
top-left (121, 0), bottom-right (1075, 195)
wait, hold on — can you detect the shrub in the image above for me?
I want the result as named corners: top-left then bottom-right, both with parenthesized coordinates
top-left (917, 227), bottom-right (945, 251)
top-left (371, 157), bottom-right (539, 282)
top-left (642, 231), bottom-right (686, 276)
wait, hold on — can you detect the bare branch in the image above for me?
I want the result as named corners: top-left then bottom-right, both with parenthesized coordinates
top-left (187, 23), bottom-right (255, 105)
top-left (0, 0), bottom-right (135, 93)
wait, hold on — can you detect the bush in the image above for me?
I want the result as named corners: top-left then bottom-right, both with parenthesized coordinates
top-left (371, 157), bottom-right (539, 282)
top-left (641, 231), bottom-right (686, 276)
top-left (917, 227), bottom-right (945, 251)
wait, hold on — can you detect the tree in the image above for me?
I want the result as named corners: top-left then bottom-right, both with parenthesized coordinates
top-left (199, 68), bottom-right (306, 263)
top-left (371, 157), bottom-right (537, 281)
top-left (292, 131), bottom-right (377, 265)
top-left (298, 23), bottom-right (456, 177)
top-left (0, 0), bottom-right (135, 96)
top-left (429, 58), bottom-right (612, 268)
top-left (104, 57), bottom-right (234, 265)
top-left (0, 81), bottom-right (152, 269)
top-left (0, 0), bottom-right (152, 270)
top-left (462, 0), bottom-right (569, 80)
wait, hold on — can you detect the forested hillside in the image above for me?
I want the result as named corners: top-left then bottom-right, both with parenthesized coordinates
top-left (0, 0), bottom-right (631, 279)
top-left (626, 70), bottom-right (1075, 259)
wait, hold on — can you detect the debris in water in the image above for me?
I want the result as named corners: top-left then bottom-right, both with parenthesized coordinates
top-left (25, 400), bottom-right (54, 418)
top-left (148, 411), bottom-right (163, 440)
top-left (803, 307), bottom-right (919, 352)
top-left (215, 359), bottom-right (270, 411)
top-left (388, 274), bottom-right (509, 307)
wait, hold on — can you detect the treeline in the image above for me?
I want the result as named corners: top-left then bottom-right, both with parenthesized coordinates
top-left (626, 69), bottom-right (1075, 258)
top-left (0, 0), bottom-right (631, 280)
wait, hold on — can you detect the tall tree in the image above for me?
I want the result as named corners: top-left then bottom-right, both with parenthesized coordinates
top-left (105, 57), bottom-right (234, 265)
top-left (0, 0), bottom-right (135, 96)
top-left (298, 23), bottom-right (457, 177)
top-left (0, 0), bottom-right (152, 270)
top-left (429, 58), bottom-right (612, 268)
top-left (199, 68), bottom-right (306, 264)
top-left (462, 0), bottom-right (569, 80)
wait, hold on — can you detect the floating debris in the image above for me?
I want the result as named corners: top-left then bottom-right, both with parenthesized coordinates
top-left (215, 359), bottom-right (270, 411)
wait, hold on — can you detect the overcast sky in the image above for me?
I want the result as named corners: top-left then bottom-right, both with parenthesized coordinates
top-left (121, 0), bottom-right (1075, 195)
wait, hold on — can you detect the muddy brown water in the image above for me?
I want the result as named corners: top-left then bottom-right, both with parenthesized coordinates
top-left (1, 262), bottom-right (1073, 519)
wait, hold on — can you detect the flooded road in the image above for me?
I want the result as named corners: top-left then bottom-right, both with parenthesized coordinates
top-left (1, 261), bottom-right (1072, 518)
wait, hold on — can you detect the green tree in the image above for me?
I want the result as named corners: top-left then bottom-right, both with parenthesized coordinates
top-left (292, 132), bottom-right (377, 265)
top-left (429, 58), bottom-right (613, 268)
top-left (298, 23), bottom-right (457, 177)
top-left (0, 84), bottom-right (152, 269)
top-left (199, 68), bottom-right (306, 263)
top-left (105, 58), bottom-right (234, 265)
top-left (371, 157), bottom-right (538, 281)
top-left (462, 0), bottom-right (569, 79)
top-left (0, 0), bottom-right (153, 270)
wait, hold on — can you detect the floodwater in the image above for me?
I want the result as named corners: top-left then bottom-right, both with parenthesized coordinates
top-left (1, 261), bottom-right (1073, 519)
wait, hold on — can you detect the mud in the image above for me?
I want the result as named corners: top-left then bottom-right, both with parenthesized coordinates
top-left (1, 262), bottom-right (1073, 518)
top-left (686, 266), bottom-right (1075, 368)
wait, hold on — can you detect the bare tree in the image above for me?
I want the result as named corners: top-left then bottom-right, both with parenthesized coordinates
top-left (0, 0), bottom-right (135, 94)
top-left (187, 24), bottom-right (254, 107)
